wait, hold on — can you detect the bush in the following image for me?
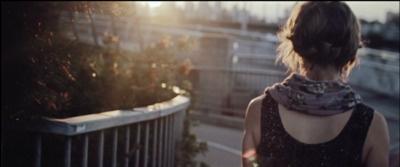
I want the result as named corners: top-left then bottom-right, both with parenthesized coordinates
top-left (2, 2), bottom-right (207, 167)
top-left (3, 34), bottom-right (197, 119)
top-left (2, 2), bottom-right (198, 120)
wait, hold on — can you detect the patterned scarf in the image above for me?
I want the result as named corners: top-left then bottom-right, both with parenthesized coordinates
top-left (267, 73), bottom-right (362, 116)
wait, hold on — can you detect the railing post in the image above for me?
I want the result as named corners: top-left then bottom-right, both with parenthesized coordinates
top-left (164, 116), bottom-right (169, 166)
top-left (64, 136), bottom-right (71, 167)
top-left (82, 134), bottom-right (89, 167)
top-left (174, 112), bottom-right (181, 167)
top-left (98, 130), bottom-right (104, 167)
top-left (170, 115), bottom-right (175, 167)
top-left (158, 118), bottom-right (164, 167)
top-left (135, 123), bottom-right (141, 167)
top-left (112, 128), bottom-right (118, 167)
top-left (34, 134), bottom-right (42, 167)
top-left (124, 126), bottom-right (130, 167)
top-left (143, 121), bottom-right (150, 167)
top-left (152, 120), bottom-right (158, 167)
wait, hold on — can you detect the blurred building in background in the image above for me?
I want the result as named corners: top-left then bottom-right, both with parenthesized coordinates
top-left (360, 11), bottom-right (399, 52)
top-left (134, 1), bottom-right (398, 52)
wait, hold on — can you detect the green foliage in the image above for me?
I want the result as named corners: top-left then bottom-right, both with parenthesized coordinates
top-left (176, 116), bottom-right (209, 167)
top-left (2, 2), bottom-right (208, 166)
top-left (2, 2), bottom-right (194, 119)
top-left (3, 34), bottom-right (197, 120)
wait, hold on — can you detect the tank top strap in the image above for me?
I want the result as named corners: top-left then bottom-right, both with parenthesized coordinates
top-left (260, 91), bottom-right (280, 134)
top-left (336, 103), bottom-right (374, 155)
top-left (258, 91), bottom-right (282, 150)
top-left (342, 103), bottom-right (374, 133)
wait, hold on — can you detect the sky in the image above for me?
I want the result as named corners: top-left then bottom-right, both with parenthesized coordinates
top-left (345, 1), bottom-right (400, 22)
top-left (145, 1), bottom-right (399, 24)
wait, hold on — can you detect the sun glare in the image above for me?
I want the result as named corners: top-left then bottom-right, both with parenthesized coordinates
top-left (145, 1), bottom-right (162, 8)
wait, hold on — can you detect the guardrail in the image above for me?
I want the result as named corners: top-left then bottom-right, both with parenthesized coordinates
top-left (4, 95), bottom-right (189, 167)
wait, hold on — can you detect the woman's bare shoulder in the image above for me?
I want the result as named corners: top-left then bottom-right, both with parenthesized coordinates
top-left (245, 94), bottom-right (265, 119)
top-left (247, 94), bottom-right (265, 110)
top-left (369, 111), bottom-right (389, 141)
top-left (363, 110), bottom-right (390, 166)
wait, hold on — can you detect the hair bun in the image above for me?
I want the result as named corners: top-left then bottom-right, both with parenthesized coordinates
top-left (292, 39), bottom-right (342, 63)
top-left (277, 1), bottom-right (361, 79)
top-left (315, 41), bottom-right (331, 55)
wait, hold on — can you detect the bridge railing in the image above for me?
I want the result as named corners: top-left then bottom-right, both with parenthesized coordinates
top-left (189, 66), bottom-right (286, 117)
top-left (4, 95), bottom-right (189, 167)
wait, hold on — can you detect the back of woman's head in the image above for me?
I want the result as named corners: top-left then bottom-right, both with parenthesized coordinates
top-left (276, 1), bottom-right (362, 80)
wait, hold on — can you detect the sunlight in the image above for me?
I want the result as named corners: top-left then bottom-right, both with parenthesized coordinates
top-left (145, 1), bottom-right (162, 8)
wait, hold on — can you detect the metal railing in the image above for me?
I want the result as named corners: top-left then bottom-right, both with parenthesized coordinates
top-left (6, 95), bottom-right (189, 167)
top-left (190, 66), bottom-right (286, 117)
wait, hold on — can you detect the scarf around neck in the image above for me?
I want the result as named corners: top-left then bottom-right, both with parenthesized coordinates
top-left (266, 73), bottom-right (362, 116)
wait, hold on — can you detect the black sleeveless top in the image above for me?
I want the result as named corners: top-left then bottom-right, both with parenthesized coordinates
top-left (256, 92), bottom-right (374, 167)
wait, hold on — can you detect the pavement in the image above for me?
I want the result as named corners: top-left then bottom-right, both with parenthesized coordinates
top-left (192, 123), bottom-right (242, 167)
top-left (190, 86), bottom-right (399, 167)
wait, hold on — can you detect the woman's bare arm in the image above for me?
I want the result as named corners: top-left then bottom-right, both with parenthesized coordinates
top-left (242, 95), bottom-right (263, 167)
top-left (365, 111), bottom-right (390, 167)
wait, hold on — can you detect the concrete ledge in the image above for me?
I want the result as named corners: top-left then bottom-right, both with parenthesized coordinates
top-left (189, 111), bottom-right (244, 130)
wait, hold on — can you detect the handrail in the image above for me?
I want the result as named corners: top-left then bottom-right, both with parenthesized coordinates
top-left (13, 95), bottom-right (189, 136)
top-left (5, 95), bottom-right (189, 167)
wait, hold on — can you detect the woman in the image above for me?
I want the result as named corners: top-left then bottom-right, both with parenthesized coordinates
top-left (242, 2), bottom-right (390, 167)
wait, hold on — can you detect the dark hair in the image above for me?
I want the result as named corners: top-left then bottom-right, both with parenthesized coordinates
top-left (276, 1), bottom-right (362, 80)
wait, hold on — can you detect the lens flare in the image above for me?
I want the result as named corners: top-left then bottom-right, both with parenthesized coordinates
top-left (243, 149), bottom-right (257, 161)
top-left (145, 2), bottom-right (162, 8)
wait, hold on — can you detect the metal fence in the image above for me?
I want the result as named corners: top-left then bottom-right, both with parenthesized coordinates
top-left (190, 66), bottom-right (287, 117)
top-left (4, 95), bottom-right (189, 167)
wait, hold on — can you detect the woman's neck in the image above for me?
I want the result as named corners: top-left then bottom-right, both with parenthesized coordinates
top-left (300, 64), bottom-right (340, 81)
